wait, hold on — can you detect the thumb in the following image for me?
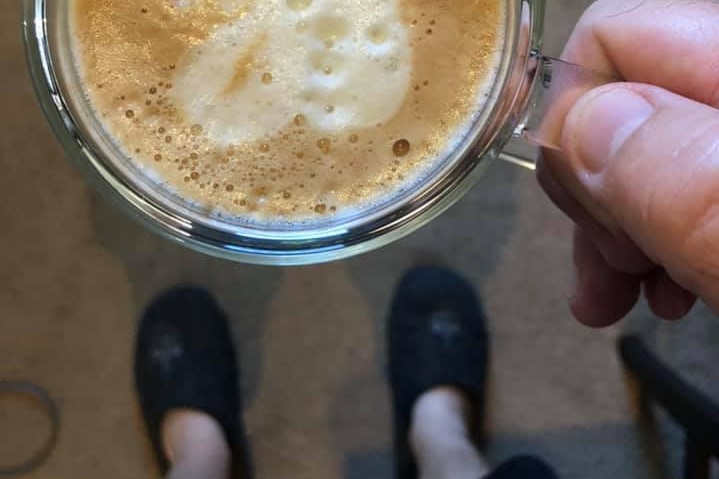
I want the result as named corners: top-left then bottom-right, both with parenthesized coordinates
top-left (558, 84), bottom-right (719, 302)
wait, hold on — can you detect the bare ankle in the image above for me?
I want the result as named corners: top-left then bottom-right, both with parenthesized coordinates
top-left (411, 387), bottom-right (472, 436)
top-left (409, 387), bottom-right (489, 479)
top-left (162, 409), bottom-right (230, 465)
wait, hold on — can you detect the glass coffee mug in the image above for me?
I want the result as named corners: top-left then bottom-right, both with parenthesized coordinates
top-left (22, 0), bottom-right (607, 265)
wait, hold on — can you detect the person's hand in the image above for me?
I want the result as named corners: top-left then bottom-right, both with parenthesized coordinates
top-left (539, 0), bottom-right (719, 327)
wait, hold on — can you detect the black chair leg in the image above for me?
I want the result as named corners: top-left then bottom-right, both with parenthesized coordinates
top-left (684, 438), bottom-right (710, 479)
top-left (618, 335), bottom-right (719, 479)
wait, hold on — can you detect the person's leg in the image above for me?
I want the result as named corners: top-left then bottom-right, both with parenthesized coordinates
top-left (389, 265), bottom-right (491, 479)
top-left (409, 389), bottom-right (558, 479)
top-left (134, 287), bottom-right (247, 479)
top-left (163, 409), bottom-right (230, 479)
top-left (389, 266), bottom-right (560, 479)
top-left (409, 387), bottom-right (489, 479)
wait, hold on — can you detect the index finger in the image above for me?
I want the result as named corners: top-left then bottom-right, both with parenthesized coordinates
top-left (562, 0), bottom-right (719, 106)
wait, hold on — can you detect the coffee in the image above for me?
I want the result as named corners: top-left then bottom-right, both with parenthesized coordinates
top-left (70, 0), bottom-right (504, 224)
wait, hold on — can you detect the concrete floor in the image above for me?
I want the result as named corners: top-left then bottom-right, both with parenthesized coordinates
top-left (3, 1), bottom-right (719, 478)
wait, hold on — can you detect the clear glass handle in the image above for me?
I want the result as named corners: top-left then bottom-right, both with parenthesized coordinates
top-left (499, 55), bottom-right (616, 169)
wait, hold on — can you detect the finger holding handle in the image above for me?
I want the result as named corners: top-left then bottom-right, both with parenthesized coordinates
top-left (540, 0), bottom-right (719, 323)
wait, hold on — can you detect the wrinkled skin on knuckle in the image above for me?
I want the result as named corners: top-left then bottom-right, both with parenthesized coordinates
top-left (678, 201), bottom-right (719, 300)
top-left (670, 121), bottom-right (719, 285)
top-left (584, 114), bottom-right (719, 300)
top-left (709, 76), bottom-right (719, 108)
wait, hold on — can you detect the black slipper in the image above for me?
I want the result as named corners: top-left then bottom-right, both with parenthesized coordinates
top-left (388, 265), bottom-right (489, 479)
top-left (134, 286), bottom-right (249, 478)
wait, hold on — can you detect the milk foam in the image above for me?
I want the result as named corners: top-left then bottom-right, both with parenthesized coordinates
top-left (173, 0), bottom-right (412, 145)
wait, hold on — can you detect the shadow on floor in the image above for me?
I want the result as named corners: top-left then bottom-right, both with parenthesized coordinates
top-left (337, 420), bottom-right (677, 479)
top-left (90, 193), bottom-right (283, 404)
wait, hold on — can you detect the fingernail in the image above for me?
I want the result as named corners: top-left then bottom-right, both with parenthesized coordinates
top-left (572, 87), bottom-right (655, 173)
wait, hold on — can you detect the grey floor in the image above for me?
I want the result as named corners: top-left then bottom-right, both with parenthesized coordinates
top-left (3, 1), bottom-right (719, 478)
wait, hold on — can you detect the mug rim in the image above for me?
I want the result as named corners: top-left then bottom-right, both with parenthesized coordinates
top-left (22, 0), bottom-right (539, 265)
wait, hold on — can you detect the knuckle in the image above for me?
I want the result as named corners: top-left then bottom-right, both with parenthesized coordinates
top-left (679, 118), bottom-right (719, 155)
top-left (679, 204), bottom-right (719, 291)
top-left (709, 76), bottom-right (719, 109)
top-left (637, 121), bottom-right (719, 285)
